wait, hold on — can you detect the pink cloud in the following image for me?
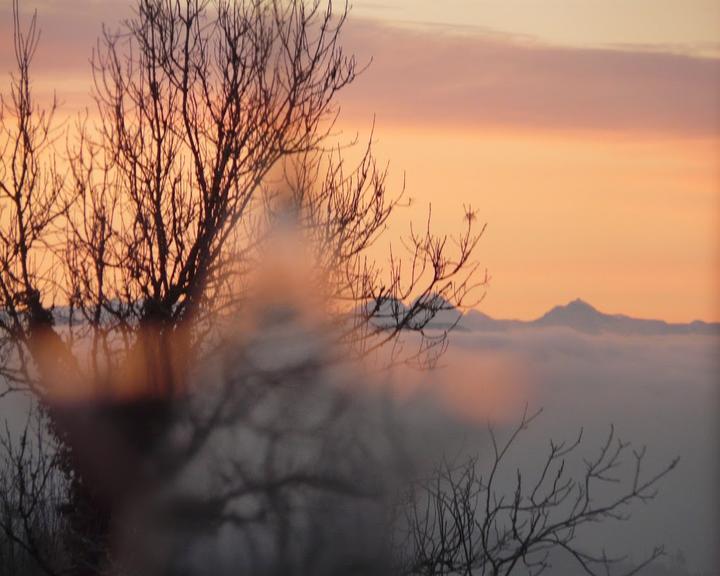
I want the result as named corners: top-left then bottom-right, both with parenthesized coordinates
top-left (0, 1), bottom-right (132, 75)
top-left (341, 21), bottom-right (720, 136)
top-left (1, 4), bottom-right (718, 136)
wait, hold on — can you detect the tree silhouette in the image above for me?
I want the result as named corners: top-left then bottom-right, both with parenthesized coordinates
top-left (393, 408), bottom-right (678, 576)
top-left (0, 1), bottom-right (479, 573)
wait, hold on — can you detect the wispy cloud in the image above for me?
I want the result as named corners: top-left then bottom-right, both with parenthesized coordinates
top-left (2, 6), bottom-right (718, 137)
top-left (341, 20), bottom-right (720, 136)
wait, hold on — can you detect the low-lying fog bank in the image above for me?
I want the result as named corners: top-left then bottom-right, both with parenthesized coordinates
top-left (403, 327), bottom-right (718, 574)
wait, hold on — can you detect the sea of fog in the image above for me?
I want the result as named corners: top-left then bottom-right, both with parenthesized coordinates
top-left (400, 327), bottom-right (718, 575)
top-left (0, 326), bottom-right (717, 574)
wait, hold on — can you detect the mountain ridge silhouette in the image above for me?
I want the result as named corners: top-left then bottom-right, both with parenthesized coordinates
top-left (460, 298), bottom-right (719, 335)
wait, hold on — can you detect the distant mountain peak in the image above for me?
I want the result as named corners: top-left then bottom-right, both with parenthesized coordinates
top-left (459, 299), bottom-right (719, 336)
top-left (559, 298), bottom-right (599, 315)
top-left (537, 298), bottom-right (604, 329)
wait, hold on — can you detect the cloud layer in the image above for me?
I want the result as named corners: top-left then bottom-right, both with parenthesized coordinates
top-left (1, 4), bottom-right (718, 137)
top-left (341, 21), bottom-right (720, 136)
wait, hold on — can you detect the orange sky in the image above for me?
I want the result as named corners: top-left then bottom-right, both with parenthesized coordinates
top-left (338, 11), bottom-right (720, 323)
top-left (1, 1), bottom-right (718, 322)
top-left (351, 126), bottom-right (719, 322)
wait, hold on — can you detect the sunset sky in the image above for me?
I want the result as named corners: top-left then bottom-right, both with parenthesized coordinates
top-left (1, 0), bottom-right (718, 322)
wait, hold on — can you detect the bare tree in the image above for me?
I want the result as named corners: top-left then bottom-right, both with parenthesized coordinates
top-left (0, 0), bottom-right (480, 573)
top-left (0, 408), bottom-right (66, 576)
top-left (395, 408), bottom-right (678, 576)
top-left (0, 1), bottom-right (70, 398)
